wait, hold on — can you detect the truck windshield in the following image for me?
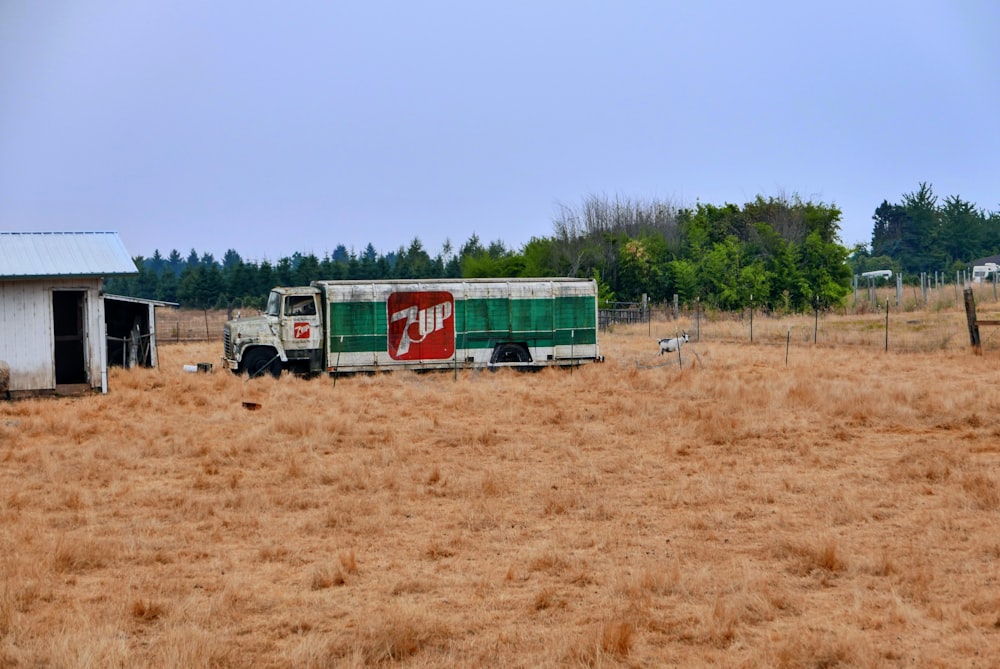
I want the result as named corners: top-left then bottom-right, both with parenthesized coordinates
top-left (265, 291), bottom-right (281, 317)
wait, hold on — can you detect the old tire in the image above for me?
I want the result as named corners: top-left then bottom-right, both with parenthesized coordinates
top-left (243, 349), bottom-right (282, 378)
top-left (492, 343), bottom-right (531, 365)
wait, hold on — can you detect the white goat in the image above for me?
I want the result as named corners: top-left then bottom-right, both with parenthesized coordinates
top-left (658, 332), bottom-right (689, 355)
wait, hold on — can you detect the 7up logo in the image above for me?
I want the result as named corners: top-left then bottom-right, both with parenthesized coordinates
top-left (387, 291), bottom-right (455, 360)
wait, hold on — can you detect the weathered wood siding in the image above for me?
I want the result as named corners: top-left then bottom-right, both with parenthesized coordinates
top-left (0, 278), bottom-right (105, 393)
top-left (0, 280), bottom-right (54, 391)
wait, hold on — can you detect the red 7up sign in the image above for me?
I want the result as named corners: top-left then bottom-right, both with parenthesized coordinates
top-left (387, 291), bottom-right (455, 360)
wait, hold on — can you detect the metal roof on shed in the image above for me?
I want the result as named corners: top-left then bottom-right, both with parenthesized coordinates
top-left (104, 293), bottom-right (178, 308)
top-left (0, 232), bottom-right (138, 279)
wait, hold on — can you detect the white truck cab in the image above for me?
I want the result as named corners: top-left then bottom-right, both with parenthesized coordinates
top-left (223, 286), bottom-right (323, 377)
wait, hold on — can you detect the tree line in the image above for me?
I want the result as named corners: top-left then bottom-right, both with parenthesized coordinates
top-left (108, 184), bottom-right (994, 314)
top-left (855, 182), bottom-right (1000, 276)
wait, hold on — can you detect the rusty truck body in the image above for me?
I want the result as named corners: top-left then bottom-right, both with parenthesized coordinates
top-left (222, 278), bottom-right (602, 377)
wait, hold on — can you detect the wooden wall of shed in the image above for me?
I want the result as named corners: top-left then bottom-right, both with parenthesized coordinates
top-left (0, 278), bottom-right (104, 393)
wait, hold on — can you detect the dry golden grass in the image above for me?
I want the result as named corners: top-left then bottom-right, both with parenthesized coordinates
top-left (4, 304), bottom-right (1000, 667)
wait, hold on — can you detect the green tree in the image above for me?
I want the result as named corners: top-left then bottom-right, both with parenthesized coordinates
top-left (751, 222), bottom-right (808, 311)
top-left (871, 200), bottom-right (908, 260)
top-left (900, 182), bottom-right (943, 271)
top-left (460, 239), bottom-right (524, 278)
top-left (592, 269), bottom-right (616, 307)
top-left (740, 262), bottom-right (770, 309)
top-left (394, 238), bottom-right (433, 278)
top-left (148, 249), bottom-right (165, 276)
top-left (133, 260), bottom-right (159, 299)
top-left (440, 238), bottom-right (462, 277)
top-left (519, 237), bottom-right (561, 277)
top-left (356, 244), bottom-right (379, 280)
top-left (226, 260), bottom-right (258, 305)
top-left (274, 257), bottom-right (294, 286)
top-left (221, 249), bottom-right (242, 273)
top-left (666, 259), bottom-right (698, 304)
top-left (698, 237), bottom-right (744, 310)
top-left (294, 253), bottom-right (322, 285)
top-left (166, 249), bottom-right (184, 276)
top-left (178, 264), bottom-right (224, 309)
top-left (256, 261), bottom-right (275, 295)
top-left (616, 237), bottom-right (658, 302)
top-left (157, 270), bottom-right (179, 303)
top-left (799, 230), bottom-right (851, 307)
top-left (939, 195), bottom-right (985, 263)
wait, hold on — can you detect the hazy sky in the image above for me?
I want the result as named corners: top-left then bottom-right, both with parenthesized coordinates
top-left (2, 2), bottom-right (998, 263)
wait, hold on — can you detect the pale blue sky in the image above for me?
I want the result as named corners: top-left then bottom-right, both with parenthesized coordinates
top-left (2, 2), bottom-right (998, 262)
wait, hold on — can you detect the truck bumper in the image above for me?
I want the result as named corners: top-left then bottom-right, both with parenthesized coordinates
top-left (221, 356), bottom-right (239, 371)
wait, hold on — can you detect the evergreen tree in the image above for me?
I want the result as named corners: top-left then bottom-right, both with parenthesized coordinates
top-left (357, 244), bottom-right (378, 279)
top-left (395, 238), bottom-right (433, 278)
top-left (221, 249), bottom-right (243, 273)
top-left (133, 261), bottom-right (159, 299)
top-left (294, 253), bottom-right (322, 285)
top-left (331, 244), bottom-right (350, 263)
top-left (226, 260), bottom-right (257, 304)
top-left (256, 261), bottom-right (275, 295)
top-left (178, 264), bottom-right (223, 309)
top-left (166, 249), bottom-right (184, 276)
top-left (149, 249), bottom-right (165, 277)
top-left (157, 271), bottom-right (179, 303)
top-left (274, 257), bottom-right (294, 286)
top-left (899, 182), bottom-right (942, 271)
top-left (939, 195), bottom-right (985, 263)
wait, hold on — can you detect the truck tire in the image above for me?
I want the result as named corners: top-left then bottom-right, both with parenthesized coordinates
top-left (492, 343), bottom-right (531, 365)
top-left (243, 348), bottom-right (282, 379)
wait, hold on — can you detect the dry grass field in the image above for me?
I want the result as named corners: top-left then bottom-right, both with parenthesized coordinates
top-left (3, 301), bottom-right (1000, 667)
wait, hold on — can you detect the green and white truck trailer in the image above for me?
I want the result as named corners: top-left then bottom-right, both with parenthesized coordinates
top-left (222, 278), bottom-right (602, 377)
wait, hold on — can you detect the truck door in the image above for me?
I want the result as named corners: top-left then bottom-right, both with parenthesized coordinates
top-left (281, 294), bottom-right (322, 353)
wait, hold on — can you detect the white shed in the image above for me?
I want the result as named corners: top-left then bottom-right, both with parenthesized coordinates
top-left (0, 231), bottom-right (138, 397)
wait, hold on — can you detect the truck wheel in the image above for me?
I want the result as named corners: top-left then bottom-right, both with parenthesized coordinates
top-left (492, 343), bottom-right (531, 364)
top-left (243, 349), bottom-right (282, 378)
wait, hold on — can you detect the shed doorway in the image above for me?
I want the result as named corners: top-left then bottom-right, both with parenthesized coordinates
top-left (53, 290), bottom-right (88, 385)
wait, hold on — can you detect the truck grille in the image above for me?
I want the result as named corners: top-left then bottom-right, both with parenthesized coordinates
top-left (223, 326), bottom-right (232, 357)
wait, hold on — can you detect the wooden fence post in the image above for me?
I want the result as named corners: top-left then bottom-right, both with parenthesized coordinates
top-left (813, 297), bottom-right (819, 344)
top-left (964, 288), bottom-right (982, 355)
top-left (884, 299), bottom-right (890, 352)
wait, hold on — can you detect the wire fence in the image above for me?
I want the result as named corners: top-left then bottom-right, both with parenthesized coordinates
top-left (156, 308), bottom-right (261, 343)
top-left (157, 282), bottom-right (1000, 356)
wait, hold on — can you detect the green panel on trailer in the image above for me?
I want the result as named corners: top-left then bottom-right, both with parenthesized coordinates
top-left (554, 328), bottom-right (597, 346)
top-left (511, 298), bottom-right (554, 332)
top-left (329, 334), bottom-right (387, 354)
top-left (460, 296), bottom-right (593, 332)
top-left (328, 301), bottom-right (383, 333)
top-left (461, 297), bottom-right (509, 333)
top-left (325, 292), bottom-right (596, 355)
top-left (455, 295), bottom-right (595, 349)
top-left (456, 330), bottom-right (556, 350)
top-left (555, 295), bottom-right (596, 329)
top-left (454, 328), bottom-right (595, 349)
top-left (328, 301), bottom-right (387, 353)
